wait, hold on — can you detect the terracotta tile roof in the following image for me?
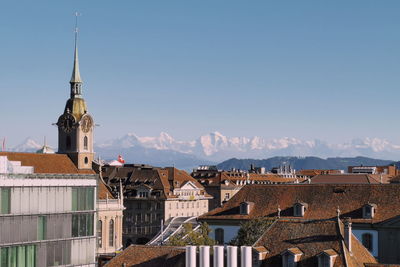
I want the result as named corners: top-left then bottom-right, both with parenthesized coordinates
top-left (98, 179), bottom-right (115, 200)
top-left (248, 173), bottom-right (298, 183)
top-left (104, 245), bottom-right (185, 267)
top-left (308, 174), bottom-right (386, 184)
top-left (254, 219), bottom-right (377, 267)
top-left (296, 169), bottom-right (343, 176)
top-left (199, 184), bottom-right (400, 224)
top-left (0, 152), bottom-right (95, 174)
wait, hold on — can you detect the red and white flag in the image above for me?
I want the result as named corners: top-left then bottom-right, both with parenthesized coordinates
top-left (118, 155), bottom-right (125, 164)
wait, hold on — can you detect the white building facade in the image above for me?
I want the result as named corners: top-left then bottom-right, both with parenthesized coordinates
top-left (0, 155), bottom-right (97, 266)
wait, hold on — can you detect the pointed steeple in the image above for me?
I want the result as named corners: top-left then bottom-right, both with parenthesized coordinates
top-left (70, 13), bottom-right (83, 98)
top-left (70, 34), bottom-right (82, 84)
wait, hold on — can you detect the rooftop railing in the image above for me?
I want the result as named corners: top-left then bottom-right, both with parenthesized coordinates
top-left (0, 173), bottom-right (97, 180)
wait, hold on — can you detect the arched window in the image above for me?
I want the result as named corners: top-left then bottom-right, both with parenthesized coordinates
top-left (109, 219), bottom-right (114, 247)
top-left (97, 220), bottom-right (102, 248)
top-left (362, 233), bottom-right (373, 252)
top-left (84, 136), bottom-right (88, 150)
top-left (66, 136), bottom-right (71, 150)
top-left (215, 228), bottom-right (224, 245)
top-left (84, 157), bottom-right (88, 164)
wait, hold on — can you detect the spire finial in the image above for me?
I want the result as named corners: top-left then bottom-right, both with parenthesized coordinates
top-left (70, 12), bottom-right (83, 96)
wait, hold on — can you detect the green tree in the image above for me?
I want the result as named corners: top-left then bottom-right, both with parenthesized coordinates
top-left (167, 222), bottom-right (216, 246)
top-left (229, 218), bottom-right (275, 246)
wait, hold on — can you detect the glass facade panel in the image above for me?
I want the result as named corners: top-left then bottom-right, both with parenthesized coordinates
top-left (72, 213), bottom-right (94, 237)
top-left (72, 188), bottom-right (94, 211)
top-left (37, 216), bottom-right (47, 240)
top-left (0, 245), bottom-right (35, 267)
top-left (72, 188), bottom-right (78, 211)
top-left (1, 188), bottom-right (11, 214)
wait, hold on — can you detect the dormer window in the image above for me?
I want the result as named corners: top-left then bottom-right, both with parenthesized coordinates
top-left (317, 249), bottom-right (338, 267)
top-left (281, 247), bottom-right (303, 267)
top-left (293, 202), bottom-right (308, 217)
top-left (363, 203), bottom-right (377, 219)
top-left (239, 201), bottom-right (253, 215)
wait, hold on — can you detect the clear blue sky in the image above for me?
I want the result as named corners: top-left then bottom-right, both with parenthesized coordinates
top-left (1, 1), bottom-right (400, 147)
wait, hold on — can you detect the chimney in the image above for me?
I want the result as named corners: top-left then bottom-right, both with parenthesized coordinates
top-left (227, 246), bottom-right (238, 267)
top-left (186, 246), bottom-right (196, 267)
top-left (344, 217), bottom-right (352, 252)
top-left (213, 246), bottom-right (224, 267)
top-left (241, 246), bottom-right (252, 267)
top-left (199, 246), bottom-right (210, 267)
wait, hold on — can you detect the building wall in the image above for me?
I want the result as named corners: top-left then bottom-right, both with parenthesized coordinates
top-left (165, 199), bottom-right (209, 220)
top-left (97, 199), bottom-right (124, 256)
top-left (122, 197), bottom-right (209, 246)
top-left (353, 229), bottom-right (378, 257)
top-left (208, 224), bottom-right (241, 244)
top-left (0, 175), bottom-right (97, 267)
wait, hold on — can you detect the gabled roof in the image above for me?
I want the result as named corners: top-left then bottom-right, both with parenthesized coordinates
top-left (254, 219), bottom-right (377, 267)
top-left (104, 245), bottom-right (185, 267)
top-left (199, 184), bottom-right (400, 224)
top-left (100, 165), bottom-right (208, 199)
top-left (0, 152), bottom-right (94, 174)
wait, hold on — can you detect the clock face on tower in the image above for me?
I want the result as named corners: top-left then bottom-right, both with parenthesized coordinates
top-left (81, 115), bottom-right (93, 133)
top-left (58, 113), bottom-right (76, 133)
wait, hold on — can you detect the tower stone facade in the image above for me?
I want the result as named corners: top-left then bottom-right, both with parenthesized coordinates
top-left (57, 32), bottom-right (94, 169)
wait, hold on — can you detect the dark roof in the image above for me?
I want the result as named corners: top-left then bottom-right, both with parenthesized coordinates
top-left (254, 219), bottom-right (377, 267)
top-left (100, 165), bottom-right (209, 199)
top-left (309, 174), bottom-right (389, 184)
top-left (104, 245), bottom-right (185, 267)
top-left (311, 174), bottom-right (376, 184)
top-left (0, 152), bottom-right (95, 174)
top-left (199, 184), bottom-right (400, 224)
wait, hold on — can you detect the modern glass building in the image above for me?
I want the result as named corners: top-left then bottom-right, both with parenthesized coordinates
top-left (0, 153), bottom-right (98, 266)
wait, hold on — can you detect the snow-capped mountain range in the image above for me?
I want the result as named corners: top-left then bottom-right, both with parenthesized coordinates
top-left (12, 132), bottom-right (400, 167)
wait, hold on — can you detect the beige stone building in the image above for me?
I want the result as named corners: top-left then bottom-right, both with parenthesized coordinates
top-left (96, 179), bottom-right (124, 265)
top-left (191, 166), bottom-right (299, 210)
top-left (99, 164), bottom-right (212, 246)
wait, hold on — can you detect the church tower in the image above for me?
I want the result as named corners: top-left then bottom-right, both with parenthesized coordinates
top-left (57, 26), bottom-right (94, 169)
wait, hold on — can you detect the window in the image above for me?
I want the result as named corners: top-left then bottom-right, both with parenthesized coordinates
top-left (197, 202), bottom-right (199, 208)
top-left (156, 202), bottom-right (161, 210)
top-left (66, 136), bottom-right (71, 150)
top-left (240, 202), bottom-right (249, 215)
top-left (84, 136), bottom-right (88, 150)
top-left (1, 188), bottom-right (11, 214)
top-left (181, 203), bottom-right (184, 208)
top-left (84, 157), bottom-right (88, 164)
top-left (362, 233), bottom-right (373, 252)
top-left (317, 251), bottom-right (337, 267)
top-left (72, 213), bottom-right (94, 237)
top-left (293, 203), bottom-right (307, 217)
top-left (38, 216), bottom-right (47, 240)
top-left (363, 204), bottom-right (376, 219)
top-left (109, 219), bottom-right (114, 247)
top-left (72, 187), bottom-right (94, 211)
top-left (0, 245), bottom-right (36, 267)
top-left (137, 202), bottom-right (142, 209)
top-left (215, 228), bottom-right (224, 244)
top-left (97, 220), bottom-right (103, 248)
top-left (225, 193), bottom-right (230, 200)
